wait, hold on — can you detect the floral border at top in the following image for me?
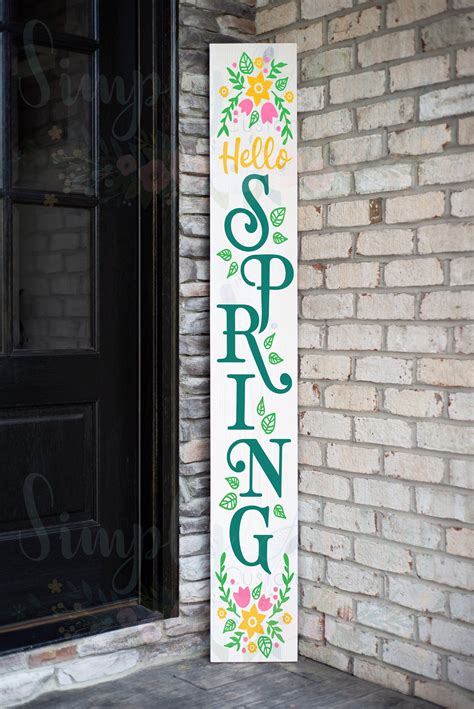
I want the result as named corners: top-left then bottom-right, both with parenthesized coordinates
top-left (216, 50), bottom-right (294, 145)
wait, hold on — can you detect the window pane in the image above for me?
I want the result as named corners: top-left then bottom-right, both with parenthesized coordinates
top-left (0, 32), bottom-right (3, 188)
top-left (12, 43), bottom-right (93, 195)
top-left (13, 203), bottom-right (92, 350)
top-left (0, 200), bottom-right (3, 352)
top-left (13, 0), bottom-right (92, 37)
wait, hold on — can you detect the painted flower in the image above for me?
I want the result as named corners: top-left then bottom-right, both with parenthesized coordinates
top-left (48, 579), bottom-right (63, 594)
top-left (285, 91), bottom-right (294, 103)
top-left (261, 102), bottom-right (278, 124)
top-left (239, 98), bottom-right (253, 116)
top-left (258, 594), bottom-right (272, 612)
top-left (219, 86), bottom-right (229, 97)
top-left (246, 71), bottom-right (272, 107)
top-left (283, 612), bottom-right (293, 625)
top-left (48, 125), bottom-right (63, 141)
top-left (248, 641), bottom-right (257, 654)
top-left (117, 154), bottom-right (137, 176)
top-left (238, 603), bottom-right (266, 639)
top-left (254, 57), bottom-right (264, 68)
top-left (43, 194), bottom-right (58, 208)
top-left (217, 607), bottom-right (227, 619)
top-left (140, 159), bottom-right (171, 194)
top-left (233, 586), bottom-right (251, 608)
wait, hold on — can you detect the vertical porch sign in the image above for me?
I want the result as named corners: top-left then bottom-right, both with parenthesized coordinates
top-left (210, 44), bottom-right (297, 662)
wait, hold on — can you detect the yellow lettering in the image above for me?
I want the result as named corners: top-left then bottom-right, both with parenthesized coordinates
top-left (219, 136), bottom-right (292, 174)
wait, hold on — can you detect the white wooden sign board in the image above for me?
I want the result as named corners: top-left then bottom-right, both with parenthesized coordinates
top-left (210, 43), bottom-right (297, 662)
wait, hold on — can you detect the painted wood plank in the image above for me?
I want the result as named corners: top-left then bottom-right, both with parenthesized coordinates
top-left (210, 42), bottom-right (298, 664)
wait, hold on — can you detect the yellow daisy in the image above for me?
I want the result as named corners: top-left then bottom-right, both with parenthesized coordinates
top-left (248, 641), bottom-right (257, 653)
top-left (283, 612), bottom-right (292, 625)
top-left (217, 607), bottom-right (227, 619)
top-left (255, 57), bottom-right (264, 68)
top-left (285, 91), bottom-right (294, 103)
top-left (246, 71), bottom-right (273, 107)
top-left (219, 86), bottom-right (229, 98)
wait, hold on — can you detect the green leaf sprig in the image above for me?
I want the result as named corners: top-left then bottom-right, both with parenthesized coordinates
top-left (269, 553), bottom-right (293, 618)
top-left (215, 553), bottom-right (239, 617)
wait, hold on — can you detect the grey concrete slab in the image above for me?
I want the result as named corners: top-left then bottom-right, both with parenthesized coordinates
top-left (23, 656), bottom-right (442, 708)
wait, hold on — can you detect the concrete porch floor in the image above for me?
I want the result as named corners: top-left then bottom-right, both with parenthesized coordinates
top-left (25, 656), bottom-right (441, 708)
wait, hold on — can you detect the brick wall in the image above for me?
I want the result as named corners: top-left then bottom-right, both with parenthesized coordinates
top-left (256, 1), bottom-right (474, 706)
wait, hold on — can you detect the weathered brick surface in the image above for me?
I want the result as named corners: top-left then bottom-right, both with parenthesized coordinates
top-left (256, 0), bottom-right (474, 703)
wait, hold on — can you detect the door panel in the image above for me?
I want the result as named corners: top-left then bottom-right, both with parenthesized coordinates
top-left (0, 0), bottom-right (139, 632)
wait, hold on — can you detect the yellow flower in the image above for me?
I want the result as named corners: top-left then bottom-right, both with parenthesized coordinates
top-left (48, 125), bottom-right (63, 141)
top-left (48, 579), bottom-right (63, 594)
top-left (248, 641), bottom-right (257, 653)
top-left (285, 91), bottom-right (294, 103)
top-left (246, 71), bottom-right (273, 107)
top-left (238, 603), bottom-right (266, 639)
top-left (255, 57), bottom-right (264, 68)
top-left (217, 607), bottom-right (227, 619)
top-left (283, 612), bottom-right (292, 625)
top-left (43, 194), bottom-right (59, 208)
top-left (219, 86), bottom-right (229, 97)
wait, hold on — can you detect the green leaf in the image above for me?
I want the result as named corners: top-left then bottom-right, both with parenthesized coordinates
top-left (217, 248), bottom-right (232, 261)
top-left (258, 635), bottom-right (273, 658)
top-left (227, 261), bottom-right (238, 278)
top-left (239, 52), bottom-right (254, 75)
top-left (257, 397), bottom-right (265, 417)
top-left (249, 110), bottom-right (259, 128)
top-left (219, 492), bottom-right (238, 510)
top-left (273, 232), bottom-right (288, 245)
top-left (275, 77), bottom-right (288, 91)
top-left (261, 413), bottom-right (276, 435)
top-left (270, 207), bottom-right (286, 227)
top-left (225, 476), bottom-right (240, 490)
top-left (252, 582), bottom-right (263, 600)
top-left (274, 504), bottom-right (286, 519)
top-left (269, 352), bottom-right (284, 365)
top-left (264, 333), bottom-right (275, 350)
top-left (223, 618), bottom-right (236, 633)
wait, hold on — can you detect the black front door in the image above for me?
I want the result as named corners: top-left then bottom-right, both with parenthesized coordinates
top-left (0, 1), bottom-right (150, 644)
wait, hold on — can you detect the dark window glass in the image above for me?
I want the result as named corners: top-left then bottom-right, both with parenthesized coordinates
top-left (0, 200), bottom-right (3, 352)
top-left (13, 203), bottom-right (92, 350)
top-left (13, 0), bottom-right (92, 37)
top-left (12, 42), bottom-right (93, 195)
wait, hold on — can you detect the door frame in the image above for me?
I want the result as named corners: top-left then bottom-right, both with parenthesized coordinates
top-left (0, 0), bottom-right (179, 654)
top-left (139, 0), bottom-right (179, 620)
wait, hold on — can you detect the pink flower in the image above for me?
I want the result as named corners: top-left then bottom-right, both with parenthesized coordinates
top-left (233, 586), bottom-right (251, 608)
top-left (261, 102), bottom-right (278, 124)
top-left (116, 154), bottom-right (137, 176)
top-left (239, 98), bottom-right (253, 116)
top-left (258, 595), bottom-right (272, 612)
top-left (140, 159), bottom-right (171, 194)
top-left (232, 62), bottom-right (237, 68)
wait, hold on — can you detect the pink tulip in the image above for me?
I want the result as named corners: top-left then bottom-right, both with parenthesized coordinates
top-left (261, 102), bottom-right (278, 124)
top-left (239, 98), bottom-right (253, 116)
top-left (233, 586), bottom-right (250, 608)
top-left (258, 595), bottom-right (272, 612)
